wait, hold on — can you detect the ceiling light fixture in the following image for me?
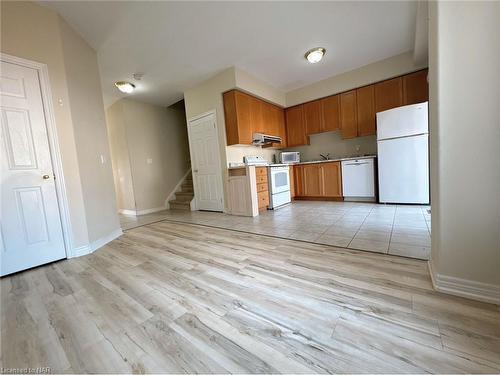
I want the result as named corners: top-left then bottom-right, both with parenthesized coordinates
top-left (114, 81), bottom-right (136, 94)
top-left (305, 47), bottom-right (326, 64)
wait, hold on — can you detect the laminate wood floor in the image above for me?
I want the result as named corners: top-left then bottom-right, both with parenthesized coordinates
top-left (1, 221), bottom-right (499, 374)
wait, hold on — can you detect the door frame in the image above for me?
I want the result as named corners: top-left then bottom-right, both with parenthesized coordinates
top-left (1, 53), bottom-right (72, 257)
top-left (186, 109), bottom-right (224, 212)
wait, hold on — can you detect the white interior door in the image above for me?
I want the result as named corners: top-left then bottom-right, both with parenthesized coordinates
top-left (1, 61), bottom-right (66, 276)
top-left (188, 112), bottom-right (223, 211)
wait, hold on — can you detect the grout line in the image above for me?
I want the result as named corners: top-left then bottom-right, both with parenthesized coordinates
top-left (387, 205), bottom-right (398, 254)
top-left (346, 204), bottom-right (374, 248)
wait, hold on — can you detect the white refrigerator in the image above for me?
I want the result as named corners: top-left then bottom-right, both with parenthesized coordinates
top-left (376, 102), bottom-right (429, 204)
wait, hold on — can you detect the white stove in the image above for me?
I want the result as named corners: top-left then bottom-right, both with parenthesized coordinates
top-left (243, 155), bottom-right (268, 166)
top-left (268, 164), bottom-right (291, 209)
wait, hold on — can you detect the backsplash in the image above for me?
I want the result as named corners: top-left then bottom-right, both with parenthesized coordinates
top-left (284, 131), bottom-right (377, 161)
top-left (226, 144), bottom-right (278, 164)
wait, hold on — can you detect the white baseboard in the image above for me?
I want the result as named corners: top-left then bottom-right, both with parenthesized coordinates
top-left (68, 228), bottom-right (122, 258)
top-left (165, 168), bottom-right (192, 209)
top-left (90, 228), bottom-right (123, 252)
top-left (428, 261), bottom-right (500, 305)
top-left (118, 206), bottom-right (167, 216)
top-left (119, 209), bottom-right (137, 216)
top-left (68, 244), bottom-right (91, 258)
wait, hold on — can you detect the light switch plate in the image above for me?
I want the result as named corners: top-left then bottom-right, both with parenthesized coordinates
top-left (147, 158), bottom-right (153, 164)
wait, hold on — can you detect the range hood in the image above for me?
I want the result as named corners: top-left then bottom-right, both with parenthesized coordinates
top-left (252, 133), bottom-right (282, 147)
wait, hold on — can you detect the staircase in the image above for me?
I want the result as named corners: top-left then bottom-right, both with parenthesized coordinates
top-left (168, 173), bottom-right (194, 210)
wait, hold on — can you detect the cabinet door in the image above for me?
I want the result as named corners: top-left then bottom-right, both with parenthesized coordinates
top-left (303, 99), bottom-right (322, 135)
top-left (321, 95), bottom-right (340, 132)
top-left (269, 104), bottom-right (286, 148)
top-left (289, 165), bottom-right (295, 198)
top-left (223, 90), bottom-right (253, 145)
top-left (250, 96), bottom-right (263, 134)
top-left (374, 77), bottom-right (403, 113)
top-left (320, 162), bottom-right (342, 197)
top-left (340, 90), bottom-right (358, 139)
top-left (303, 164), bottom-right (322, 196)
top-left (285, 105), bottom-right (308, 147)
top-left (293, 165), bottom-right (304, 197)
top-left (275, 107), bottom-right (287, 148)
top-left (403, 69), bottom-right (428, 105)
top-left (356, 85), bottom-right (376, 137)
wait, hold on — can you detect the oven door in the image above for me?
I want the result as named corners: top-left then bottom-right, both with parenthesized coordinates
top-left (269, 167), bottom-right (290, 194)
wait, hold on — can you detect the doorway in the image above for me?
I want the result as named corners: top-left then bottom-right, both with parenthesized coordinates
top-left (187, 111), bottom-right (224, 211)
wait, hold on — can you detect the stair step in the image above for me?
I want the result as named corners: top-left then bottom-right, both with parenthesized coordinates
top-left (169, 200), bottom-right (191, 210)
top-left (181, 185), bottom-right (193, 191)
top-left (174, 192), bottom-right (193, 201)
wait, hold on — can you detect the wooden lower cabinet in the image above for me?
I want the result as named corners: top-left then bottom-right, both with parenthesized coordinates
top-left (321, 162), bottom-right (342, 197)
top-left (294, 162), bottom-right (342, 199)
top-left (293, 165), bottom-right (304, 197)
top-left (255, 167), bottom-right (269, 209)
top-left (303, 164), bottom-right (322, 196)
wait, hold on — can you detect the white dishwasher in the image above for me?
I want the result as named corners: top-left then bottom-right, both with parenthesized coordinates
top-left (341, 158), bottom-right (376, 202)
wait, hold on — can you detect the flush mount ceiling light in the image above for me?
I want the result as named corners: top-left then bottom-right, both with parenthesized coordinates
top-left (114, 81), bottom-right (136, 94)
top-left (305, 47), bottom-right (326, 64)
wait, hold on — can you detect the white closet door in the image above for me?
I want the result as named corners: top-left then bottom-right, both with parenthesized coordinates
top-left (1, 61), bottom-right (66, 276)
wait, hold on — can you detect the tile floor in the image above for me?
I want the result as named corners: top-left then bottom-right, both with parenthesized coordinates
top-left (119, 201), bottom-right (431, 260)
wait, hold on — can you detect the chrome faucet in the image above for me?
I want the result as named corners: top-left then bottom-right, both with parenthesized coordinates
top-left (320, 153), bottom-right (330, 160)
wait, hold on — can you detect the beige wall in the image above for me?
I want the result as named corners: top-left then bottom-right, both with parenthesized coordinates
top-left (59, 17), bottom-right (120, 243)
top-left (1, 1), bottom-right (120, 250)
top-left (105, 101), bottom-right (135, 211)
top-left (106, 99), bottom-right (190, 212)
top-left (286, 51), bottom-right (427, 107)
top-left (428, 1), bottom-right (500, 300)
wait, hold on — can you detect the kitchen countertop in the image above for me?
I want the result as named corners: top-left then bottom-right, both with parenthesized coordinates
top-left (227, 155), bottom-right (376, 169)
top-left (293, 155), bottom-right (377, 165)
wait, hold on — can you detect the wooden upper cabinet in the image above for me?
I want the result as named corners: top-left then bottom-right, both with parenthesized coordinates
top-left (356, 85), bottom-right (376, 137)
top-left (374, 77), bottom-right (403, 113)
top-left (302, 164), bottom-right (322, 197)
top-left (321, 95), bottom-right (340, 132)
top-left (303, 99), bottom-right (323, 135)
top-left (223, 89), bottom-right (286, 146)
top-left (250, 96), bottom-right (263, 134)
top-left (320, 162), bottom-right (342, 197)
top-left (403, 69), bottom-right (429, 105)
top-left (223, 90), bottom-right (253, 145)
top-left (265, 102), bottom-right (287, 148)
top-left (285, 105), bottom-right (308, 147)
top-left (340, 90), bottom-right (358, 139)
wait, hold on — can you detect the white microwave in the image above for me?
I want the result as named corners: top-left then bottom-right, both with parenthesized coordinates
top-left (279, 152), bottom-right (300, 164)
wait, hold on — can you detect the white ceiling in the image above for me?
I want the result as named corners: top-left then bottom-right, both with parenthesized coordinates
top-left (41, 1), bottom-right (417, 107)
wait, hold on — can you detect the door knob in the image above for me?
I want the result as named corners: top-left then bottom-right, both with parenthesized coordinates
top-left (193, 169), bottom-right (198, 173)
top-left (42, 174), bottom-right (50, 180)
